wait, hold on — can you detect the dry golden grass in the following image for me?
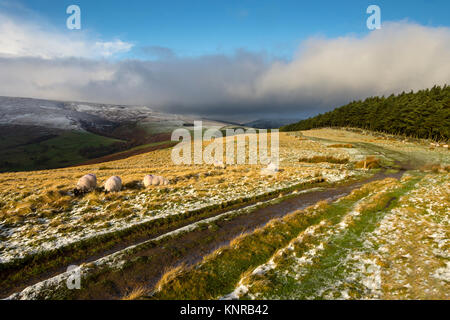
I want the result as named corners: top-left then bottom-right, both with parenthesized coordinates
top-left (328, 144), bottom-right (354, 148)
top-left (122, 286), bottom-right (149, 300)
top-left (299, 155), bottom-right (349, 164)
top-left (155, 264), bottom-right (186, 292)
top-left (0, 132), bottom-right (350, 222)
top-left (420, 164), bottom-right (450, 173)
top-left (355, 156), bottom-right (381, 169)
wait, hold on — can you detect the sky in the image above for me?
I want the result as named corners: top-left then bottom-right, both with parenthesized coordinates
top-left (0, 0), bottom-right (449, 121)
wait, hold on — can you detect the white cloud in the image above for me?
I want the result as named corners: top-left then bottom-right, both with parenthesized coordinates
top-left (94, 41), bottom-right (134, 58)
top-left (249, 22), bottom-right (450, 106)
top-left (0, 12), bottom-right (133, 59)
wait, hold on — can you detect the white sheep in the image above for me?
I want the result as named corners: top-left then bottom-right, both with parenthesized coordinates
top-left (143, 175), bottom-right (154, 187)
top-left (261, 162), bottom-right (279, 175)
top-left (213, 160), bottom-right (226, 169)
top-left (143, 175), bottom-right (169, 187)
top-left (104, 176), bottom-right (122, 193)
top-left (154, 176), bottom-right (169, 186)
top-left (267, 162), bottom-right (279, 172)
top-left (74, 174), bottom-right (97, 196)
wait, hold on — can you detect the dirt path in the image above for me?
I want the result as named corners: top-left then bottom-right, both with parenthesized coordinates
top-left (5, 170), bottom-right (405, 300)
top-left (67, 170), bottom-right (405, 299)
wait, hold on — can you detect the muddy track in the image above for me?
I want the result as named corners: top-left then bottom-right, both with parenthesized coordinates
top-left (4, 137), bottom-right (413, 299)
top-left (62, 169), bottom-right (405, 299)
top-left (1, 177), bottom-right (329, 298)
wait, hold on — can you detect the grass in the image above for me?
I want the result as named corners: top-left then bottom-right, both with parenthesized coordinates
top-left (122, 286), bottom-right (149, 300)
top-left (1, 132), bottom-right (350, 273)
top-left (24, 176), bottom-right (370, 300)
top-left (242, 176), bottom-right (421, 299)
top-left (302, 128), bottom-right (450, 167)
top-left (116, 140), bottom-right (174, 154)
top-left (3, 128), bottom-right (447, 299)
top-left (327, 144), bottom-right (354, 148)
top-left (262, 172), bottom-right (449, 300)
top-left (299, 156), bottom-right (349, 164)
top-left (151, 177), bottom-right (405, 300)
top-left (0, 131), bottom-right (122, 172)
top-left (0, 175), bottom-right (330, 296)
top-left (355, 156), bottom-right (381, 169)
top-left (419, 163), bottom-right (450, 173)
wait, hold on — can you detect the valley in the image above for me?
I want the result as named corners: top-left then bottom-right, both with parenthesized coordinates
top-left (0, 96), bottom-right (230, 172)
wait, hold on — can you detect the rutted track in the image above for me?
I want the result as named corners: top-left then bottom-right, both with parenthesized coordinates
top-left (6, 169), bottom-right (404, 300)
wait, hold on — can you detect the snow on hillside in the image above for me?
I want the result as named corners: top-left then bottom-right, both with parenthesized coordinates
top-left (0, 96), bottom-right (227, 131)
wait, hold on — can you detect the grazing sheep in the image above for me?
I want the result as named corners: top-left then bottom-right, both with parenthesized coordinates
top-left (267, 162), bottom-right (279, 172)
top-left (143, 175), bottom-right (154, 187)
top-left (74, 174), bottom-right (97, 196)
top-left (105, 176), bottom-right (122, 193)
top-left (443, 145), bottom-right (449, 149)
top-left (153, 175), bottom-right (169, 186)
top-left (151, 176), bottom-right (163, 186)
top-left (213, 160), bottom-right (226, 169)
top-left (261, 162), bottom-right (279, 175)
top-left (143, 175), bottom-right (169, 187)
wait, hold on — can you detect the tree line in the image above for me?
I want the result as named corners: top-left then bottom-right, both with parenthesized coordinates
top-left (281, 85), bottom-right (450, 141)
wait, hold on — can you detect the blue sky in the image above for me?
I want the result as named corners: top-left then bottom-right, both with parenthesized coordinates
top-left (7, 0), bottom-right (450, 59)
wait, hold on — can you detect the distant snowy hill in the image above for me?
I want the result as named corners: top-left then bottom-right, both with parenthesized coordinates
top-left (0, 96), bottom-right (232, 172)
top-left (0, 96), bottom-right (226, 131)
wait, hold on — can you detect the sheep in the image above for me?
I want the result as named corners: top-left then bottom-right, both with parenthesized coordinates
top-left (143, 175), bottom-right (154, 187)
top-left (213, 160), bottom-right (226, 169)
top-left (261, 162), bottom-right (279, 175)
top-left (143, 175), bottom-right (169, 187)
top-left (155, 176), bottom-right (169, 186)
top-left (74, 174), bottom-right (97, 196)
top-left (443, 145), bottom-right (449, 149)
top-left (267, 162), bottom-right (279, 172)
top-left (104, 176), bottom-right (122, 193)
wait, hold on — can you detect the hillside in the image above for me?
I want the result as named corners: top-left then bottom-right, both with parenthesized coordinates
top-left (2, 128), bottom-right (449, 299)
top-left (281, 85), bottom-right (450, 141)
top-left (0, 96), bottom-right (230, 172)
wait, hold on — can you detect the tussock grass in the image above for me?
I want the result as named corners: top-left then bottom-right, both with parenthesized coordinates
top-left (155, 264), bottom-right (186, 292)
top-left (419, 163), bottom-right (450, 173)
top-left (122, 286), bottom-right (149, 300)
top-left (299, 156), bottom-right (349, 164)
top-left (355, 156), bottom-right (381, 169)
top-left (327, 144), bottom-right (354, 148)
